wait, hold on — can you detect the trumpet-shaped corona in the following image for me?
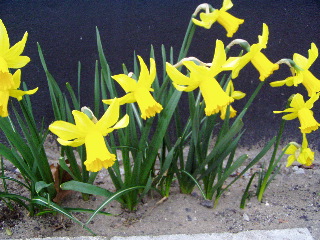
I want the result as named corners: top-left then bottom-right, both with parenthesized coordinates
top-left (103, 56), bottom-right (162, 120)
top-left (0, 70), bottom-right (38, 117)
top-left (49, 99), bottom-right (129, 172)
top-left (166, 40), bottom-right (234, 116)
top-left (0, 19), bottom-right (30, 72)
top-left (274, 93), bottom-right (320, 134)
top-left (192, 0), bottom-right (244, 37)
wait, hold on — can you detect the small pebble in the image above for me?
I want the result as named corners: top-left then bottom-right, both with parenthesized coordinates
top-left (200, 200), bottom-right (213, 208)
top-left (243, 213), bottom-right (250, 221)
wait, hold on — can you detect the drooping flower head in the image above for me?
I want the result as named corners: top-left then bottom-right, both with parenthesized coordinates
top-left (166, 39), bottom-right (234, 116)
top-left (103, 56), bottom-right (162, 120)
top-left (0, 70), bottom-right (38, 117)
top-left (285, 133), bottom-right (314, 167)
top-left (49, 99), bottom-right (129, 172)
top-left (224, 23), bottom-right (279, 81)
top-left (0, 19), bottom-right (30, 72)
top-left (270, 43), bottom-right (320, 97)
top-left (192, 0), bottom-right (244, 37)
top-left (274, 93), bottom-right (320, 134)
top-left (220, 80), bottom-right (246, 120)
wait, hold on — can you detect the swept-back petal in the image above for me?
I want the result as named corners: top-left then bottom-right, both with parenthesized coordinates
top-left (305, 93), bottom-right (319, 109)
top-left (210, 40), bottom-right (226, 74)
top-left (221, 0), bottom-right (233, 11)
top-left (57, 138), bottom-right (85, 147)
top-left (112, 74), bottom-right (137, 93)
top-left (9, 87), bottom-right (38, 101)
top-left (306, 43), bottom-right (318, 69)
top-left (166, 62), bottom-right (193, 85)
top-left (73, 110), bottom-right (95, 130)
top-left (49, 121), bottom-right (84, 141)
top-left (97, 98), bottom-right (120, 131)
top-left (137, 55), bottom-right (154, 88)
top-left (293, 53), bottom-right (308, 69)
top-left (5, 31), bottom-right (29, 67)
top-left (290, 94), bottom-right (305, 109)
top-left (258, 23), bottom-right (269, 49)
top-left (112, 114), bottom-right (129, 129)
top-left (5, 56), bottom-right (30, 69)
top-left (282, 112), bottom-right (298, 120)
top-left (0, 20), bottom-right (9, 54)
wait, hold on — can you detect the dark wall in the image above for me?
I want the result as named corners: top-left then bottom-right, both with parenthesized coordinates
top-left (1, 0), bottom-right (320, 147)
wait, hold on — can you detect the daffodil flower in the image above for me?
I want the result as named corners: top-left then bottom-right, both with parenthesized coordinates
top-left (0, 19), bottom-right (30, 72)
top-left (274, 93), bottom-right (320, 134)
top-left (166, 39), bottom-right (234, 116)
top-left (223, 23), bottom-right (279, 81)
top-left (270, 43), bottom-right (320, 97)
top-left (103, 56), bottom-right (162, 120)
top-left (49, 99), bottom-right (129, 172)
top-left (192, 0), bottom-right (244, 37)
top-left (0, 70), bottom-right (38, 117)
top-left (285, 133), bottom-right (314, 167)
top-left (220, 80), bottom-right (246, 120)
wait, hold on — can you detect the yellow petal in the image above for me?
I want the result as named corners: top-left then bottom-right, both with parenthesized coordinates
top-left (0, 20), bottom-right (9, 54)
top-left (290, 93), bottom-right (305, 109)
top-left (137, 55), bottom-right (155, 88)
top-left (5, 32), bottom-right (30, 69)
top-left (112, 74), bottom-right (137, 93)
top-left (49, 120), bottom-right (85, 141)
top-left (293, 53), bottom-right (308, 69)
top-left (221, 0), bottom-right (233, 11)
top-left (9, 87), bottom-right (38, 101)
top-left (73, 110), bottom-right (95, 130)
top-left (112, 114), bottom-right (129, 129)
top-left (84, 131), bottom-right (116, 172)
top-left (210, 39), bottom-right (226, 75)
top-left (258, 23), bottom-right (269, 49)
top-left (306, 43), bottom-right (318, 69)
top-left (232, 90), bottom-right (246, 100)
top-left (166, 62), bottom-right (193, 85)
top-left (57, 137), bottom-right (85, 147)
top-left (97, 98), bottom-right (120, 132)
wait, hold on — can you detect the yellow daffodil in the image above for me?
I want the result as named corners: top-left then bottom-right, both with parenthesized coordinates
top-left (166, 39), bottom-right (234, 116)
top-left (192, 0), bottom-right (244, 37)
top-left (0, 70), bottom-right (38, 117)
top-left (0, 19), bottom-right (30, 72)
top-left (274, 93), bottom-right (320, 134)
top-left (220, 80), bottom-right (246, 120)
top-left (103, 56), bottom-right (162, 120)
top-left (285, 133), bottom-right (314, 167)
top-left (223, 23), bottom-right (279, 81)
top-left (270, 43), bottom-right (320, 97)
top-left (49, 99), bottom-right (129, 172)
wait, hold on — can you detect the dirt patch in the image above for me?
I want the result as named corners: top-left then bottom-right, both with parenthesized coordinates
top-left (0, 141), bottom-right (320, 239)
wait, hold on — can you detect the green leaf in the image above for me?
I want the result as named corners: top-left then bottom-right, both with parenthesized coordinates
top-left (60, 180), bottom-right (113, 198)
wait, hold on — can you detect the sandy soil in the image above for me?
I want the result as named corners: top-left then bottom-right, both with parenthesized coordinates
top-left (0, 140), bottom-right (320, 239)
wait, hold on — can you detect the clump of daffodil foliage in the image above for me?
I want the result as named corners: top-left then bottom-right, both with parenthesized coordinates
top-left (0, 0), bottom-right (319, 229)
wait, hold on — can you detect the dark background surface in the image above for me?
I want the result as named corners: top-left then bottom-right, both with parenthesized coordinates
top-left (1, 0), bottom-right (320, 148)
